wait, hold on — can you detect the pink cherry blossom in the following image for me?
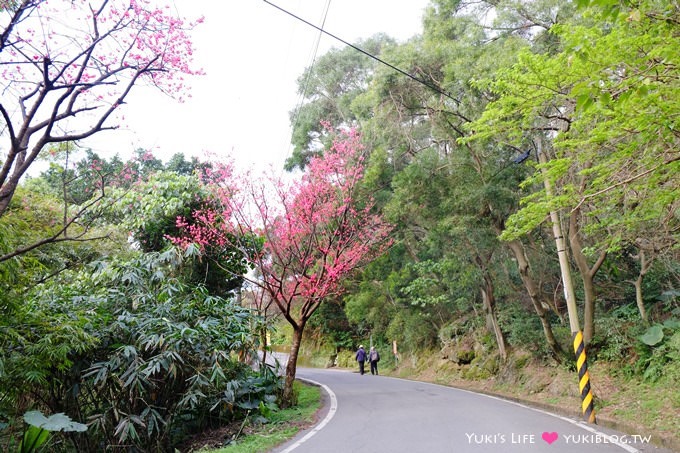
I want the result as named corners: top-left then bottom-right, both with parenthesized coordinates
top-left (169, 128), bottom-right (392, 402)
top-left (0, 0), bottom-right (204, 216)
top-left (171, 128), bottom-right (392, 320)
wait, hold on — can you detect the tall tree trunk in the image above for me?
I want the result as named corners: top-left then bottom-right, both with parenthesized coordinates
top-left (481, 273), bottom-right (508, 362)
top-left (633, 275), bottom-right (648, 324)
top-left (569, 210), bottom-right (607, 345)
top-left (580, 273), bottom-right (597, 345)
top-left (506, 239), bottom-right (564, 359)
top-left (633, 249), bottom-right (651, 323)
top-left (282, 323), bottom-right (305, 407)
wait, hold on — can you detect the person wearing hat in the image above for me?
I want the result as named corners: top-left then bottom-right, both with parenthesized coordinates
top-left (355, 345), bottom-right (367, 375)
top-left (369, 346), bottom-right (381, 375)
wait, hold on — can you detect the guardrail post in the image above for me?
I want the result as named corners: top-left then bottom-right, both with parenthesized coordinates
top-left (573, 330), bottom-right (596, 423)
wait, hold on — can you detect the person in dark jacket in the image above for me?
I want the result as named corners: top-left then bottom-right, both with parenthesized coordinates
top-left (355, 345), bottom-right (367, 375)
top-left (369, 346), bottom-right (380, 375)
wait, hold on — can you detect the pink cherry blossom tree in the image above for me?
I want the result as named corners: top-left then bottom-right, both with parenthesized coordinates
top-left (171, 129), bottom-right (393, 405)
top-left (0, 0), bottom-right (202, 219)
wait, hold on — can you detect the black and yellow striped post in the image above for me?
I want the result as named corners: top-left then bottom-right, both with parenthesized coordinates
top-left (573, 331), bottom-right (596, 423)
top-left (539, 143), bottom-right (597, 424)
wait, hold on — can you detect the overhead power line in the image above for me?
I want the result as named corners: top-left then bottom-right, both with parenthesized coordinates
top-left (262, 0), bottom-right (459, 103)
top-left (289, 0), bottom-right (332, 151)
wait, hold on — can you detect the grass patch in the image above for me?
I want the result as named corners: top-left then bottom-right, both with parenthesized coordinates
top-left (606, 378), bottom-right (680, 439)
top-left (206, 381), bottom-right (322, 453)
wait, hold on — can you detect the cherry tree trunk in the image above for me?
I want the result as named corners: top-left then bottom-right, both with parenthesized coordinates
top-left (282, 324), bottom-right (305, 407)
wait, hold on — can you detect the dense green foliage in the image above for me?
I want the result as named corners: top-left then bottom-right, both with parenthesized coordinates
top-left (292, 0), bottom-right (679, 383)
top-left (0, 154), bottom-right (282, 451)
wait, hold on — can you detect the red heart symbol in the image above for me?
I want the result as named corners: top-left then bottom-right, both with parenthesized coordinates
top-left (542, 432), bottom-right (558, 444)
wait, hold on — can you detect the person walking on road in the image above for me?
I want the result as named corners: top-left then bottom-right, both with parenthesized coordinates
top-left (355, 345), bottom-right (367, 375)
top-left (369, 346), bottom-right (380, 375)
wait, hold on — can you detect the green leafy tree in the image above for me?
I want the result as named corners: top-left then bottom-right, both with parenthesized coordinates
top-left (357, 2), bottom-right (568, 358)
top-left (111, 170), bottom-right (247, 296)
top-left (286, 34), bottom-right (395, 170)
top-left (465, 0), bottom-right (680, 342)
top-left (165, 153), bottom-right (208, 176)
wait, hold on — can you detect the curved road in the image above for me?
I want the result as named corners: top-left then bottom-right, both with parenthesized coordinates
top-left (272, 368), bottom-right (673, 453)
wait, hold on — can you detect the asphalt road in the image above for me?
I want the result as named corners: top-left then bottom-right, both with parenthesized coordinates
top-left (271, 367), bottom-right (674, 453)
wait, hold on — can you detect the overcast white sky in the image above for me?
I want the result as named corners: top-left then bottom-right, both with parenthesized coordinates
top-left (82, 0), bottom-right (431, 172)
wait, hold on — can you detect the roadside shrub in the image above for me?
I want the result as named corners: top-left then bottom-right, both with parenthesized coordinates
top-left (438, 317), bottom-right (474, 344)
top-left (590, 303), bottom-right (643, 363)
top-left (634, 320), bottom-right (680, 383)
top-left (498, 301), bottom-right (553, 358)
top-left (0, 249), bottom-right (281, 452)
top-left (335, 350), bottom-right (355, 368)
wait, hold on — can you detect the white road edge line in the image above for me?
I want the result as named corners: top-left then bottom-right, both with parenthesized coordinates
top-left (281, 373), bottom-right (638, 453)
top-left (395, 377), bottom-right (639, 453)
top-left (278, 378), bottom-right (338, 453)
top-left (480, 392), bottom-right (639, 453)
